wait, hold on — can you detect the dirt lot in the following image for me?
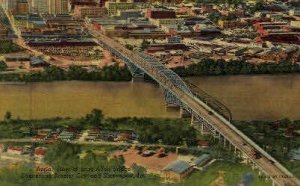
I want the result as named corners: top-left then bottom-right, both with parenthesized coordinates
top-left (111, 148), bottom-right (178, 174)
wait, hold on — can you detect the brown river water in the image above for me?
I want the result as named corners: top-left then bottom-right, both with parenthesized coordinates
top-left (0, 74), bottom-right (300, 121)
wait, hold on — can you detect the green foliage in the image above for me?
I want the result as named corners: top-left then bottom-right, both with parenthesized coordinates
top-left (140, 39), bottom-right (151, 50)
top-left (125, 44), bottom-right (134, 51)
top-left (85, 109), bottom-right (104, 127)
top-left (253, 0), bottom-right (265, 12)
top-left (131, 163), bottom-right (146, 177)
top-left (22, 66), bottom-right (66, 82)
top-left (107, 117), bottom-right (197, 146)
top-left (0, 61), bottom-right (7, 71)
top-left (0, 41), bottom-right (24, 54)
top-left (10, 65), bottom-right (132, 82)
top-left (174, 58), bottom-right (300, 76)
top-left (4, 111), bottom-right (12, 121)
top-left (0, 110), bottom-right (196, 147)
top-left (44, 141), bottom-right (81, 170)
top-left (182, 161), bottom-right (270, 186)
top-left (67, 65), bottom-right (89, 80)
top-left (233, 119), bottom-right (300, 177)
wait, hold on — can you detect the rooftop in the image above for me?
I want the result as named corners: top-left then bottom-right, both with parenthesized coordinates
top-left (162, 160), bottom-right (192, 174)
top-left (192, 154), bottom-right (210, 166)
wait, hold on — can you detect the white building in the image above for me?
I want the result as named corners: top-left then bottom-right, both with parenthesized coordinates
top-left (289, 9), bottom-right (300, 16)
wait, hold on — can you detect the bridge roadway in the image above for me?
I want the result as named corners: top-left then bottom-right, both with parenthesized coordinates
top-left (88, 28), bottom-right (299, 186)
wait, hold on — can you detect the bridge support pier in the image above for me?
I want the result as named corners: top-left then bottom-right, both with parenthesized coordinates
top-left (180, 107), bottom-right (191, 118)
top-left (213, 131), bottom-right (221, 139)
top-left (241, 153), bottom-right (250, 164)
top-left (166, 103), bottom-right (180, 110)
top-left (265, 177), bottom-right (269, 183)
top-left (191, 115), bottom-right (210, 135)
top-left (131, 74), bottom-right (144, 82)
top-left (252, 162), bottom-right (256, 170)
top-left (228, 143), bottom-right (232, 151)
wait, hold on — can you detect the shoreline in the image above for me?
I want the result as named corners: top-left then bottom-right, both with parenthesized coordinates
top-left (0, 73), bottom-right (300, 85)
top-left (0, 81), bottom-right (27, 85)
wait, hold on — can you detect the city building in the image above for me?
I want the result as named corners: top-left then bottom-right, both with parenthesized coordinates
top-left (218, 19), bottom-right (248, 29)
top-left (16, 0), bottom-right (30, 14)
top-left (289, 9), bottom-right (300, 16)
top-left (117, 9), bottom-right (143, 19)
top-left (162, 160), bottom-right (194, 181)
top-left (167, 35), bottom-right (181, 44)
top-left (2, 0), bottom-right (18, 12)
top-left (145, 8), bottom-right (176, 19)
top-left (74, 5), bottom-right (107, 18)
top-left (7, 146), bottom-right (24, 155)
top-left (291, 21), bottom-right (300, 28)
top-left (0, 22), bottom-right (8, 37)
top-left (49, 0), bottom-right (69, 15)
top-left (26, 39), bottom-right (97, 57)
top-left (105, 0), bottom-right (134, 16)
top-left (191, 154), bottom-right (211, 167)
top-left (31, 0), bottom-right (49, 14)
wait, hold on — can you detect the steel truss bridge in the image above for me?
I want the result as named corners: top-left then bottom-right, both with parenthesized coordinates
top-left (88, 27), bottom-right (300, 186)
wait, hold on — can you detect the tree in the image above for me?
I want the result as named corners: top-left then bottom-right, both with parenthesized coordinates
top-left (42, 66), bottom-right (65, 81)
top-left (44, 141), bottom-right (81, 170)
top-left (67, 65), bottom-right (88, 80)
top-left (0, 61), bottom-right (7, 71)
top-left (125, 44), bottom-right (134, 51)
top-left (140, 39), bottom-right (150, 50)
top-left (4, 111), bottom-right (12, 121)
top-left (131, 163), bottom-right (146, 177)
top-left (94, 49), bottom-right (102, 60)
top-left (85, 109), bottom-right (104, 127)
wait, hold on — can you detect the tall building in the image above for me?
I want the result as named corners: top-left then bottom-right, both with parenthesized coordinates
top-left (2, 0), bottom-right (18, 12)
top-left (16, 0), bottom-right (29, 14)
top-left (105, 0), bottom-right (134, 16)
top-left (32, 0), bottom-right (49, 14)
top-left (0, 22), bottom-right (8, 37)
top-left (49, 0), bottom-right (69, 15)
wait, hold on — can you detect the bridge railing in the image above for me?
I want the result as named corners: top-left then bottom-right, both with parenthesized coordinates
top-left (185, 87), bottom-right (298, 183)
top-left (185, 80), bottom-right (232, 122)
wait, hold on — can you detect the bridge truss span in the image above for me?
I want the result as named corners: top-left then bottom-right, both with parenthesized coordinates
top-left (89, 28), bottom-right (300, 186)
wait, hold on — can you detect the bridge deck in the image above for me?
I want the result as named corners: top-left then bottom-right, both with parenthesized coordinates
top-left (88, 28), bottom-right (300, 186)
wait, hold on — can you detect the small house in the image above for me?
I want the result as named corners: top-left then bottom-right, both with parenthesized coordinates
top-left (7, 146), bottom-right (24, 155)
top-left (162, 160), bottom-right (194, 181)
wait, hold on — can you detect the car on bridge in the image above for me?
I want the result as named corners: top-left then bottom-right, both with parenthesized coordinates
top-left (208, 110), bottom-right (214, 115)
top-left (252, 149), bottom-right (262, 159)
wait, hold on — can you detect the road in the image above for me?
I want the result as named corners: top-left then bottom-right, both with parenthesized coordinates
top-left (87, 27), bottom-right (300, 186)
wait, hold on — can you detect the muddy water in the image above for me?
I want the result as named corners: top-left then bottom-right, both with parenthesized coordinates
top-left (1, 74), bottom-right (300, 120)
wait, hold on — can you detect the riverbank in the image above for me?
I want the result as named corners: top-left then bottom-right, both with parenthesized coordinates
top-left (2, 58), bottom-right (300, 83)
top-left (0, 65), bottom-right (132, 82)
top-left (0, 110), bottom-right (195, 146)
top-left (173, 58), bottom-right (300, 76)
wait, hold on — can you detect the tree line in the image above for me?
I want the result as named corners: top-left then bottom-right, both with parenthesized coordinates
top-left (0, 65), bottom-right (132, 82)
top-left (173, 58), bottom-right (300, 76)
top-left (0, 109), bottom-right (197, 147)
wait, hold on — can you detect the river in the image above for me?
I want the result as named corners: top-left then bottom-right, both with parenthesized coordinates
top-left (0, 74), bottom-right (300, 121)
